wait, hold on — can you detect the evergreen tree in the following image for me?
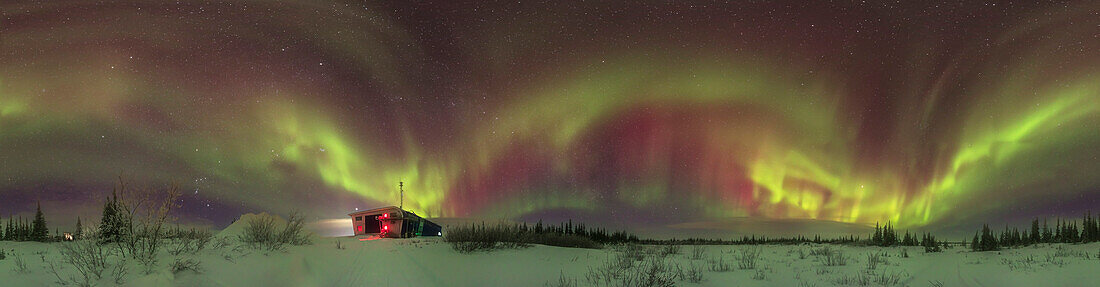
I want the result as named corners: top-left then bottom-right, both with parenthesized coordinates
top-left (21, 217), bottom-right (28, 241)
top-left (75, 217), bottom-right (83, 240)
top-left (1030, 218), bottom-right (1041, 244)
top-left (872, 222), bottom-right (883, 245)
top-left (971, 232), bottom-right (980, 251)
top-left (1042, 219), bottom-right (1052, 243)
top-left (99, 193), bottom-right (123, 243)
top-left (882, 222), bottom-right (896, 246)
top-left (922, 233), bottom-right (941, 252)
top-left (1055, 219), bottom-right (1063, 243)
top-left (32, 202), bottom-right (49, 242)
top-left (979, 224), bottom-right (998, 251)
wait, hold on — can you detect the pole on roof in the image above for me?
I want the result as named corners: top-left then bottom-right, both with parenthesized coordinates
top-left (399, 181), bottom-right (404, 210)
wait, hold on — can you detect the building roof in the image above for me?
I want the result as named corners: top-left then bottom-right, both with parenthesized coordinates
top-left (347, 205), bottom-right (402, 216)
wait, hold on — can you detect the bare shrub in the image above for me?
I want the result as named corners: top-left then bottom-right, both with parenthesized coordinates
top-left (210, 236), bottom-right (233, 250)
top-left (823, 250), bottom-right (848, 266)
top-left (738, 247), bottom-right (760, 269)
top-left (546, 270), bottom-right (579, 287)
top-left (112, 259), bottom-right (129, 285)
top-left (335, 239), bottom-right (345, 250)
top-left (659, 245), bottom-right (681, 257)
top-left (833, 270), bottom-right (907, 286)
top-left (46, 261), bottom-right (77, 286)
top-left (833, 272), bottom-right (870, 286)
top-left (168, 228), bottom-right (213, 255)
top-left (675, 262), bottom-right (704, 283)
top-left (707, 255), bottom-right (732, 272)
top-left (901, 248), bottom-right (909, 258)
top-left (1002, 254), bottom-right (1037, 271)
top-left (12, 254), bottom-right (28, 273)
top-left (809, 246), bottom-right (832, 256)
top-left (239, 212), bottom-right (312, 251)
top-left (0, 249), bottom-right (5, 260)
top-left (112, 178), bottom-right (183, 265)
top-left (585, 254), bottom-right (676, 287)
top-left (752, 268), bottom-right (767, 280)
top-left (622, 244), bottom-right (646, 261)
top-left (690, 245), bottom-right (705, 260)
top-left (57, 239), bottom-right (109, 282)
top-left (865, 252), bottom-right (885, 270)
top-left (170, 258), bottom-right (203, 275)
top-left (873, 270), bottom-right (907, 285)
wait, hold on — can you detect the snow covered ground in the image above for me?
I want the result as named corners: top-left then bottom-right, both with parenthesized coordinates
top-left (3, 220), bottom-right (1100, 286)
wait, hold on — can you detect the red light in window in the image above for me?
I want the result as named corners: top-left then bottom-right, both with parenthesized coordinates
top-left (382, 213), bottom-right (389, 219)
top-left (383, 225), bottom-right (389, 231)
top-left (357, 226), bottom-right (363, 232)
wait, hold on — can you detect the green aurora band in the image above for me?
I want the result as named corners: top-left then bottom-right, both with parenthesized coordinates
top-left (1, 1), bottom-right (1098, 229)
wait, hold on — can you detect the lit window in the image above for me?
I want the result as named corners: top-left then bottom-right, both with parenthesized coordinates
top-left (357, 226), bottom-right (363, 232)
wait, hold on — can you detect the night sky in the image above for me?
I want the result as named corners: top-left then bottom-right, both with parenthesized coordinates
top-left (1, 1), bottom-right (1098, 235)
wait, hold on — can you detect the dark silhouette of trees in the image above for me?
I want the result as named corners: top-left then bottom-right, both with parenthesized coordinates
top-left (75, 217), bottom-right (83, 240)
top-left (32, 202), bottom-right (49, 242)
top-left (921, 233), bottom-right (942, 252)
top-left (98, 191), bottom-right (124, 244)
top-left (976, 224), bottom-right (999, 251)
top-left (973, 212), bottom-right (1100, 251)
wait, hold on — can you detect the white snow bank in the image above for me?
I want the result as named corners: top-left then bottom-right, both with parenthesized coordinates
top-left (216, 212), bottom-right (290, 238)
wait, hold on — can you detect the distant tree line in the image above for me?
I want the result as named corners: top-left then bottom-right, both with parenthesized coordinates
top-left (972, 212), bottom-right (1100, 251)
top-left (1, 202), bottom-right (66, 242)
top-left (445, 219), bottom-right (640, 252)
top-left (525, 219), bottom-right (640, 244)
top-left (633, 221), bottom-right (942, 252)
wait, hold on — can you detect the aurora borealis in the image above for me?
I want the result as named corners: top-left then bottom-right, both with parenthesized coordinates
top-left (1, 1), bottom-right (1098, 234)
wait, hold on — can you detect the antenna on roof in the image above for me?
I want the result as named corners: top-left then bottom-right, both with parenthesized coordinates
top-left (399, 181), bottom-right (404, 210)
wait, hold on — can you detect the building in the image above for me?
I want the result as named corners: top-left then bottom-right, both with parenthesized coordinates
top-left (348, 206), bottom-right (442, 238)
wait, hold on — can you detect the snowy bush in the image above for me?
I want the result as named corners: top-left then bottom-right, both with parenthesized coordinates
top-left (12, 254), bottom-right (28, 273)
top-left (239, 212), bottom-right (312, 251)
top-left (57, 239), bottom-right (109, 281)
top-left (738, 247), bottom-right (760, 269)
top-left (707, 255), bottom-right (732, 272)
top-left (658, 245), bottom-right (681, 257)
top-left (865, 252), bottom-right (886, 270)
top-left (170, 258), bottom-right (203, 275)
top-left (585, 255), bottom-right (676, 287)
top-left (823, 250), bottom-right (848, 266)
top-left (690, 245), bottom-right (705, 260)
top-left (169, 228), bottom-right (213, 255)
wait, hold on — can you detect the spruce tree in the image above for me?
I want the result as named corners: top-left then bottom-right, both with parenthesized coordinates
top-left (979, 224), bottom-right (998, 251)
top-left (1030, 218), bottom-right (1040, 244)
top-left (75, 217), bottom-right (83, 240)
top-left (32, 202), bottom-right (49, 242)
top-left (872, 222), bottom-right (883, 245)
top-left (1042, 219), bottom-right (1052, 243)
top-left (883, 222), bottom-right (896, 246)
top-left (1055, 219), bottom-right (1063, 243)
top-left (21, 217), bottom-right (28, 241)
top-left (99, 194), bottom-right (121, 243)
top-left (971, 232), bottom-right (980, 251)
